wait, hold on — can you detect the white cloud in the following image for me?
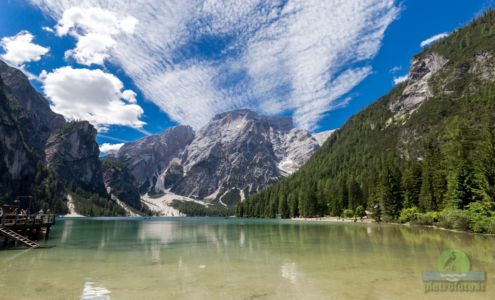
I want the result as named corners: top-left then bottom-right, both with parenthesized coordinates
top-left (99, 142), bottom-right (124, 153)
top-left (30, 0), bottom-right (399, 130)
top-left (53, 6), bottom-right (138, 65)
top-left (393, 74), bottom-right (408, 85)
top-left (420, 32), bottom-right (449, 48)
top-left (42, 66), bottom-right (145, 129)
top-left (42, 26), bottom-right (54, 33)
top-left (122, 89), bottom-right (137, 104)
top-left (64, 32), bottom-right (116, 65)
top-left (389, 66), bottom-right (402, 74)
top-left (0, 31), bottom-right (49, 66)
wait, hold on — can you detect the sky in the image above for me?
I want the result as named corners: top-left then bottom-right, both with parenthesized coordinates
top-left (0, 0), bottom-right (494, 152)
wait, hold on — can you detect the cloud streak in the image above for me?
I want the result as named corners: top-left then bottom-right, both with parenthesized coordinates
top-left (31, 0), bottom-right (399, 131)
top-left (420, 32), bottom-right (449, 48)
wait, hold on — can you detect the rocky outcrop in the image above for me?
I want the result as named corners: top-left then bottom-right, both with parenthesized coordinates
top-left (469, 52), bottom-right (495, 82)
top-left (0, 60), bottom-right (64, 150)
top-left (108, 125), bottom-right (195, 192)
top-left (101, 158), bottom-right (141, 209)
top-left (45, 121), bottom-right (107, 195)
top-left (389, 53), bottom-right (448, 118)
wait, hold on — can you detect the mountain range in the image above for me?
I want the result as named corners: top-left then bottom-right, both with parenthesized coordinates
top-left (108, 109), bottom-right (329, 214)
top-left (0, 58), bottom-right (330, 215)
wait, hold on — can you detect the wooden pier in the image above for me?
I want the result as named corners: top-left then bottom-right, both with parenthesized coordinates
top-left (0, 204), bottom-right (55, 249)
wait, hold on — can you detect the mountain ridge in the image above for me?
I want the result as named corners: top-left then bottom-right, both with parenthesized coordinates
top-left (109, 108), bottom-right (322, 211)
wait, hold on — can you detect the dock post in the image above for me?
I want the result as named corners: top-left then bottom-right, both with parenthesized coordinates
top-left (45, 226), bottom-right (50, 240)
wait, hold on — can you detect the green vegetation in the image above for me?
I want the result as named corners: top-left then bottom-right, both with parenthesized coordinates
top-left (237, 10), bottom-right (495, 233)
top-left (100, 157), bottom-right (143, 210)
top-left (170, 200), bottom-right (235, 217)
top-left (70, 189), bottom-right (126, 216)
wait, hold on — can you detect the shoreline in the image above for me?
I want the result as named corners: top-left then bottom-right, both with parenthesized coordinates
top-left (54, 214), bottom-right (494, 236)
top-left (289, 216), bottom-right (495, 236)
top-left (290, 216), bottom-right (374, 224)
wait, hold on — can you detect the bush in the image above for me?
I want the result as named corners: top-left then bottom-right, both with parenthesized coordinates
top-left (414, 211), bottom-right (439, 226)
top-left (439, 209), bottom-right (471, 231)
top-left (399, 207), bottom-right (419, 224)
top-left (342, 209), bottom-right (354, 219)
top-left (355, 206), bottom-right (366, 219)
top-left (466, 201), bottom-right (494, 217)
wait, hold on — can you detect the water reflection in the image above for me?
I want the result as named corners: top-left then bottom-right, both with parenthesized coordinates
top-left (280, 262), bottom-right (298, 284)
top-left (81, 280), bottom-right (111, 300)
top-left (0, 218), bottom-right (493, 300)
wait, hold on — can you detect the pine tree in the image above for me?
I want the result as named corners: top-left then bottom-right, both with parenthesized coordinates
top-left (278, 195), bottom-right (289, 218)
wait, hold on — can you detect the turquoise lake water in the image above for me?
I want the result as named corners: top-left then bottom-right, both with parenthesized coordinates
top-left (0, 217), bottom-right (493, 299)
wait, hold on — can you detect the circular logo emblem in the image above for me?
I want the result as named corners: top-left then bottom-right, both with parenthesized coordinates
top-left (437, 249), bottom-right (470, 273)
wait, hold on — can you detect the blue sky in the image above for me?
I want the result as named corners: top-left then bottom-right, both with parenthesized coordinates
top-left (0, 0), bottom-right (494, 151)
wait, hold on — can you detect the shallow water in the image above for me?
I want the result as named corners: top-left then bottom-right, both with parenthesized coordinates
top-left (0, 217), bottom-right (493, 300)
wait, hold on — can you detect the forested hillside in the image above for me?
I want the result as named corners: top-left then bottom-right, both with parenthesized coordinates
top-left (237, 10), bottom-right (495, 233)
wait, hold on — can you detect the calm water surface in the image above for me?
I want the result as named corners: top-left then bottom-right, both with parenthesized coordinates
top-left (0, 217), bottom-right (494, 300)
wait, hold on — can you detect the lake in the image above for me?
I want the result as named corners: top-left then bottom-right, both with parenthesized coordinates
top-left (0, 217), bottom-right (493, 299)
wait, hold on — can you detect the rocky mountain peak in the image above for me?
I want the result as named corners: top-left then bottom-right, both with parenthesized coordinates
top-left (389, 52), bottom-right (448, 120)
top-left (112, 109), bottom-right (320, 206)
top-left (110, 125), bottom-right (195, 192)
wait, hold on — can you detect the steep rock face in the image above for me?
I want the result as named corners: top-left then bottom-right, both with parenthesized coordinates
top-left (157, 109), bottom-right (320, 202)
top-left (101, 158), bottom-right (141, 209)
top-left (0, 60), bottom-right (66, 190)
top-left (110, 125), bottom-right (195, 192)
top-left (45, 121), bottom-right (106, 195)
top-left (389, 53), bottom-right (448, 118)
top-left (0, 60), bottom-right (64, 149)
top-left (0, 60), bottom-right (66, 202)
top-left (0, 77), bottom-right (37, 199)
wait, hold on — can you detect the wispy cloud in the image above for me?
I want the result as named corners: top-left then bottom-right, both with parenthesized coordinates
top-left (97, 134), bottom-right (129, 143)
top-left (389, 65), bottom-right (402, 74)
top-left (30, 0), bottom-right (399, 131)
top-left (420, 32), bottom-right (449, 48)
